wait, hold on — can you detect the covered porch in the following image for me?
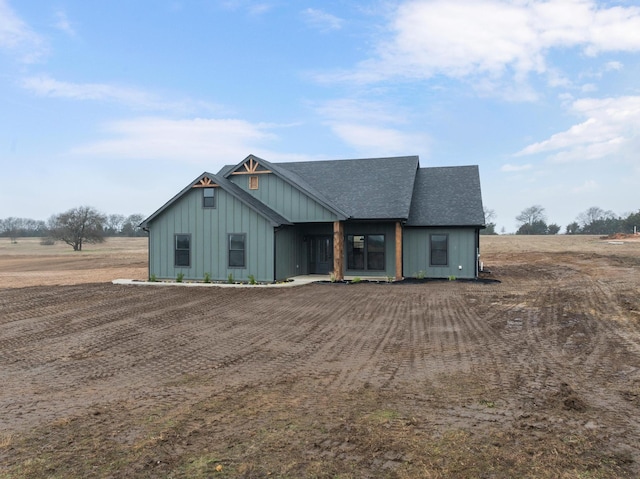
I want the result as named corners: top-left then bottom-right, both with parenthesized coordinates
top-left (274, 220), bottom-right (404, 282)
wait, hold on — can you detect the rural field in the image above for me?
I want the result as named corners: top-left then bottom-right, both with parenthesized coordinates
top-left (1, 235), bottom-right (639, 478)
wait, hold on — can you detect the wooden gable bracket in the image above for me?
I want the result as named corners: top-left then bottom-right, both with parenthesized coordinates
top-left (231, 156), bottom-right (272, 175)
top-left (192, 176), bottom-right (219, 188)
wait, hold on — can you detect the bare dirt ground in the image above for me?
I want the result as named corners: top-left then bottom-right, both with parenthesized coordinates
top-left (1, 235), bottom-right (639, 478)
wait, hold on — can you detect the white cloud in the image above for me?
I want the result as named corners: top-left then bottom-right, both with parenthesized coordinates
top-left (322, 0), bottom-right (640, 96)
top-left (69, 117), bottom-right (277, 164)
top-left (604, 61), bottom-right (623, 72)
top-left (317, 98), bottom-right (405, 125)
top-left (21, 75), bottom-right (219, 113)
top-left (501, 163), bottom-right (532, 172)
top-left (571, 179), bottom-right (598, 193)
top-left (516, 95), bottom-right (640, 163)
top-left (302, 8), bottom-right (344, 32)
top-left (316, 98), bottom-right (430, 155)
top-left (220, 1), bottom-right (271, 16)
top-left (329, 123), bottom-right (428, 156)
top-left (53, 10), bottom-right (76, 36)
top-left (0, 0), bottom-right (47, 62)
top-left (248, 3), bottom-right (271, 16)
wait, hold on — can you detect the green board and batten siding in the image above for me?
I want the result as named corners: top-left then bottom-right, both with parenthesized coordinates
top-left (403, 228), bottom-right (478, 279)
top-left (229, 173), bottom-right (338, 223)
top-left (148, 187), bottom-right (275, 282)
top-left (274, 225), bottom-right (301, 280)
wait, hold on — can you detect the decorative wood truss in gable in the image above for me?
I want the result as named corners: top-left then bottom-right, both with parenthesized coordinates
top-left (192, 176), bottom-right (219, 188)
top-left (231, 156), bottom-right (272, 175)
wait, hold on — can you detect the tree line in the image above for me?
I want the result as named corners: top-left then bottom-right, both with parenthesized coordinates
top-left (0, 206), bottom-right (146, 250)
top-left (482, 205), bottom-right (639, 235)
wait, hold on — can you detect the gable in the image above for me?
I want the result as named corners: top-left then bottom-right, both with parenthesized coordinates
top-left (223, 155), bottom-right (347, 222)
top-left (140, 172), bottom-right (290, 229)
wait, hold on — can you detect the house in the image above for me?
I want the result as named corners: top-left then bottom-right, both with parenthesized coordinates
top-left (140, 155), bottom-right (485, 282)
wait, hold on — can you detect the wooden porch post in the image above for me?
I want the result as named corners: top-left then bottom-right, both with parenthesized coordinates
top-left (395, 221), bottom-right (403, 281)
top-left (333, 221), bottom-right (344, 281)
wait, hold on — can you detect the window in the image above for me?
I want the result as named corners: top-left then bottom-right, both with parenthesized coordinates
top-left (347, 234), bottom-right (385, 271)
top-left (249, 175), bottom-right (259, 190)
top-left (228, 234), bottom-right (246, 268)
top-left (203, 187), bottom-right (215, 208)
top-left (175, 234), bottom-right (190, 267)
top-left (430, 234), bottom-right (448, 266)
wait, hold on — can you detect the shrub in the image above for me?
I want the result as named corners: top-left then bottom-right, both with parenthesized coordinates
top-left (227, 273), bottom-right (234, 284)
top-left (176, 272), bottom-right (184, 283)
top-left (248, 274), bottom-right (256, 285)
top-left (203, 272), bottom-right (211, 283)
top-left (149, 274), bottom-right (157, 282)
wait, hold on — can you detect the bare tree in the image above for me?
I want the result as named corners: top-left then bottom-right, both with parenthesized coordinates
top-left (0, 217), bottom-right (23, 243)
top-left (516, 205), bottom-right (546, 227)
top-left (48, 206), bottom-right (107, 251)
top-left (481, 207), bottom-right (497, 235)
top-left (122, 213), bottom-right (145, 237)
top-left (577, 206), bottom-right (616, 227)
top-left (105, 214), bottom-right (126, 235)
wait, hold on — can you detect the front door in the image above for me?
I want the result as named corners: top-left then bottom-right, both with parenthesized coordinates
top-left (309, 235), bottom-right (333, 274)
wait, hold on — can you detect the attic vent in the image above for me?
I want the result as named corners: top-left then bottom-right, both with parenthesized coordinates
top-left (249, 175), bottom-right (259, 190)
top-left (193, 176), bottom-right (218, 188)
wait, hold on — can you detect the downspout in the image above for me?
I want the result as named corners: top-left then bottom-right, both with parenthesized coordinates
top-left (273, 227), bottom-right (278, 283)
top-left (475, 227), bottom-right (480, 278)
top-left (143, 226), bottom-right (150, 281)
top-left (273, 226), bottom-right (280, 283)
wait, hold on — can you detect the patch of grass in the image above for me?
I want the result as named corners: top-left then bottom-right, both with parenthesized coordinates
top-left (176, 272), bottom-right (184, 283)
top-left (203, 272), bottom-right (211, 283)
top-left (181, 454), bottom-right (225, 477)
top-left (479, 398), bottom-right (496, 408)
top-left (366, 409), bottom-right (400, 424)
top-left (0, 432), bottom-right (13, 448)
top-left (248, 274), bottom-right (256, 285)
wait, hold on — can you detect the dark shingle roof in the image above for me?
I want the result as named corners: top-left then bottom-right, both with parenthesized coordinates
top-left (276, 156), bottom-right (419, 219)
top-left (147, 156), bottom-right (485, 229)
top-left (407, 166), bottom-right (485, 226)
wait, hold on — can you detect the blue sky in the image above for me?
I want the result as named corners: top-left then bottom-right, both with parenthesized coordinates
top-left (1, 0), bottom-right (639, 233)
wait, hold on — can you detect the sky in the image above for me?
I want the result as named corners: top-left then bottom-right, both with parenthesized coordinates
top-left (1, 0), bottom-right (639, 233)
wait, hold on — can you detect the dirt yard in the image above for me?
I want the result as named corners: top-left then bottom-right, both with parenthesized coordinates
top-left (1, 235), bottom-right (639, 478)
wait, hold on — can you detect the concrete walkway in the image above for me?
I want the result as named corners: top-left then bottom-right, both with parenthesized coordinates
top-left (112, 274), bottom-right (393, 288)
top-left (112, 275), bottom-right (325, 288)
